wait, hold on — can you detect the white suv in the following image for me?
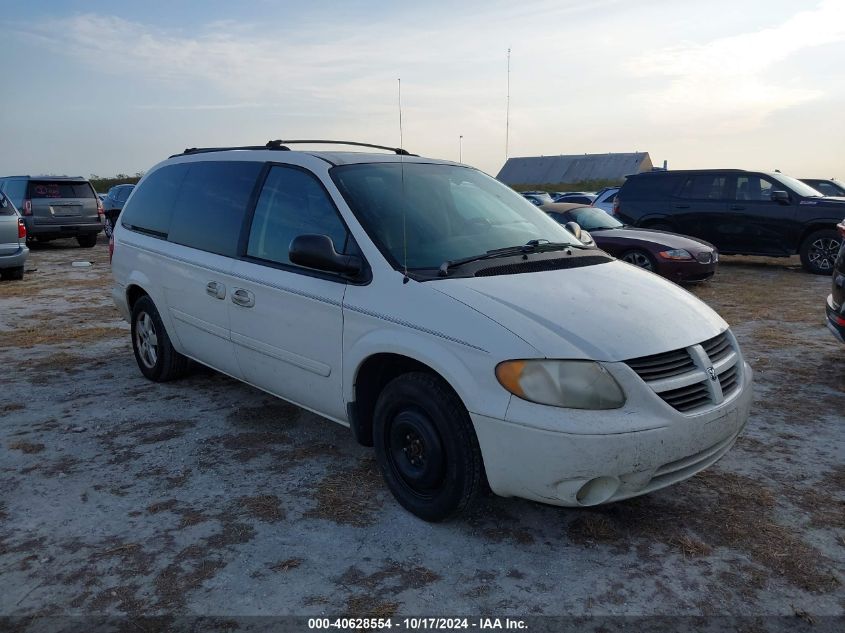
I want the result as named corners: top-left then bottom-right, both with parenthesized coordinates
top-left (111, 140), bottom-right (752, 521)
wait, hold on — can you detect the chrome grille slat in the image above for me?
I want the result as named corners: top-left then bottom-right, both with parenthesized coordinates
top-left (624, 329), bottom-right (742, 414)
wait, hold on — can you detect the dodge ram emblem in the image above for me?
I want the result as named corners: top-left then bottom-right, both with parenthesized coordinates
top-left (706, 367), bottom-right (717, 381)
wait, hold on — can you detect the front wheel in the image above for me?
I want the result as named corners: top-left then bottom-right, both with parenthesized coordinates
top-left (620, 249), bottom-right (656, 271)
top-left (373, 372), bottom-right (483, 522)
top-left (131, 295), bottom-right (190, 381)
top-left (800, 229), bottom-right (841, 275)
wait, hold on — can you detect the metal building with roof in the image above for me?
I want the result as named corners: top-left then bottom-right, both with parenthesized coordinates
top-left (496, 152), bottom-right (653, 186)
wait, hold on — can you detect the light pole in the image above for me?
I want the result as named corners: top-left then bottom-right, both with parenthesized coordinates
top-left (459, 135), bottom-right (463, 163)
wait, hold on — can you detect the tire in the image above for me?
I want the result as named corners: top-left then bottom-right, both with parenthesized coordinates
top-left (0, 266), bottom-right (24, 281)
top-left (77, 234), bottom-right (98, 248)
top-left (620, 249), bottom-right (656, 271)
top-left (800, 229), bottom-right (841, 275)
top-left (373, 372), bottom-right (483, 522)
top-left (130, 295), bottom-right (190, 381)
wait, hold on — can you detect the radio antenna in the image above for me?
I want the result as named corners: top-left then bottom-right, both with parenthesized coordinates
top-left (505, 47), bottom-right (511, 159)
top-left (399, 78), bottom-right (409, 284)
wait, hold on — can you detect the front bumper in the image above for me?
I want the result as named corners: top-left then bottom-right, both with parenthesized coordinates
top-left (826, 294), bottom-right (845, 343)
top-left (660, 258), bottom-right (718, 284)
top-left (0, 244), bottom-right (29, 269)
top-left (471, 361), bottom-right (753, 507)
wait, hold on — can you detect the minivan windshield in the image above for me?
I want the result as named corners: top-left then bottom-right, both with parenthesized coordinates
top-left (332, 163), bottom-right (581, 271)
top-left (768, 173), bottom-right (824, 198)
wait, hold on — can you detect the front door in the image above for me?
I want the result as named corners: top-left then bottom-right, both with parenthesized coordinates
top-left (725, 174), bottom-right (796, 255)
top-left (229, 164), bottom-right (353, 421)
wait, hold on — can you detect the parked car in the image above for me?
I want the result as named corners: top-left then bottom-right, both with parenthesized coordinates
top-left (0, 191), bottom-right (29, 280)
top-left (614, 169), bottom-right (845, 274)
top-left (521, 191), bottom-right (554, 206)
top-left (801, 179), bottom-right (845, 198)
top-left (553, 193), bottom-right (596, 204)
top-left (0, 175), bottom-right (103, 247)
top-left (592, 186), bottom-right (620, 214)
top-left (543, 203), bottom-right (718, 283)
top-left (826, 220), bottom-right (845, 342)
top-left (111, 140), bottom-right (751, 521)
top-left (102, 184), bottom-right (135, 227)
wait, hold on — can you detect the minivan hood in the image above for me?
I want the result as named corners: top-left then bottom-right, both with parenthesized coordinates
top-left (432, 260), bottom-right (727, 362)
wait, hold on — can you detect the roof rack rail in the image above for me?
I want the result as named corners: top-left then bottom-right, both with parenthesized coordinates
top-left (172, 139), bottom-right (413, 159)
top-left (269, 140), bottom-right (413, 156)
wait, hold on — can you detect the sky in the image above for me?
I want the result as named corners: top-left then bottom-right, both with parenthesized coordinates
top-left (1, 0), bottom-right (843, 180)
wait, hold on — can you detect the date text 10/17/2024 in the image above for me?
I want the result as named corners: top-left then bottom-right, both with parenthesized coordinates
top-left (308, 618), bottom-right (528, 630)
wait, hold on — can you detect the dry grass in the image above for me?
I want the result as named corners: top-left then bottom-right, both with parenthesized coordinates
top-left (270, 558), bottom-right (302, 573)
top-left (0, 325), bottom-right (125, 348)
top-left (8, 441), bottom-right (45, 454)
top-left (305, 457), bottom-right (384, 527)
top-left (238, 495), bottom-right (285, 522)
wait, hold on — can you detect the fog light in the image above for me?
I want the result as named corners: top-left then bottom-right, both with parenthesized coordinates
top-left (575, 476), bottom-right (620, 506)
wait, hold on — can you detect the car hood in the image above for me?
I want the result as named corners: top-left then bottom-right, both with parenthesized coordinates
top-left (590, 227), bottom-right (715, 251)
top-left (432, 260), bottom-right (727, 362)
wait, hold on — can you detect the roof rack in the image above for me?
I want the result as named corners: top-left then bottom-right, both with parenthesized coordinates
top-left (176, 140), bottom-right (416, 158)
top-left (173, 139), bottom-right (413, 158)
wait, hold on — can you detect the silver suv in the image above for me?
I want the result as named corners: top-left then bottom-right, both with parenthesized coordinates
top-left (0, 176), bottom-right (103, 247)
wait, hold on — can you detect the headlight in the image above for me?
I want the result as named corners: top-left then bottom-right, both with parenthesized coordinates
top-left (495, 360), bottom-right (625, 409)
top-left (658, 248), bottom-right (693, 260)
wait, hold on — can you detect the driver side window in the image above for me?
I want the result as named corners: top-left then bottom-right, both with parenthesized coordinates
top-left (735, 175), bottom-right (775, 202)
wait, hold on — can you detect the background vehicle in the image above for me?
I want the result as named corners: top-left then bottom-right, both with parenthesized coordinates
top-left (614, 169), bottom-right (845, 274)
top-left (543, 202), bottom-right (717, 283)
top-left (521, 191), bottom-right (554, 206)
top-left (826, 221), bottom-right (845, 342)
top-left (0, 191), bottom-right (29, 280)
top-left (0, 175), bottom-right (103, 247)
top-left (592, 186), bottom-right (620, 214)
top-left (802, 179), bottom-right (845, 198)
top-left (102, 184), bottom-right (135, 227)
top-left (553, 192), bottom-right (596, 204)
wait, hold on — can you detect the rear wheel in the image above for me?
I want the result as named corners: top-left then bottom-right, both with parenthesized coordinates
top-left (373, 372), bottom-right (483, 522)
top-left (77, 234), bottom-right (98, 248)
top-left (620, 249), bottom-right (656, 271)
top-left (131, 295), bottom-right (190, 381)
top-left (0, 266), bottom-right (24, 281)
top-left (800, 229), bottom-right (841, 275)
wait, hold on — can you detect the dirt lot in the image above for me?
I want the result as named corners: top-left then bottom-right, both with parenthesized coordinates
top-left (0, 237), bottom-right (843, 623)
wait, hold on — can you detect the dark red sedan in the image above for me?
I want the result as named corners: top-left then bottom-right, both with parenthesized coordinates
top-left (542, 203), bottom-right (718, 283)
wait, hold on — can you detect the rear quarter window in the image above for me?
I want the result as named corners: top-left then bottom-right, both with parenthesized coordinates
top-left (167, 161), bottom-right (263, 257)
top-left (120, 164), bottom-right (189, 237)
top-left (0, 192), bottom-right (16, 216)
top-left (621, 174), bottom-right (684, 199)
top-left (2, 179), bottom-right (28, 207)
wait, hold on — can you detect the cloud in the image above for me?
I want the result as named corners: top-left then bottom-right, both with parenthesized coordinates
top-left (628, 0), bottom-right (845, 131)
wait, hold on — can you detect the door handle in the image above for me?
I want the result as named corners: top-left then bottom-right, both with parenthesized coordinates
top-left (232, 288), bottom-right (255, 308)
top-left (206, 281), bottom-right (226, 299)
top-left (730, 205), bottom-right (745, 210)
top-left (674, 204), bottom-right (690, 209)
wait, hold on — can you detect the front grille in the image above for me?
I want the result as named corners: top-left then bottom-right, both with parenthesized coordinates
top-left (626, 349), bottom-right (695, 381)
top-left (658, 381), bottom-right (711, 412)
top-left (718, 364), bottom-right (739, 396)
top-left (624, 330), bottom-right (742, 414)
top-left (701, 332), bottom-right (732, 363)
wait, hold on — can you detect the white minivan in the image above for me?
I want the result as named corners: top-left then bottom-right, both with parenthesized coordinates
top-left (111, 141), bottom-right (752, 521)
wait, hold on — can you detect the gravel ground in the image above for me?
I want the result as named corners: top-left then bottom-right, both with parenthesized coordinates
top-left (0, 237), bottom-right (842, 625)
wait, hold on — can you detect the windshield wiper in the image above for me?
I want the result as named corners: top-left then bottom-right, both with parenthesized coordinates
top-left (438, 240), bottom-right (575, 276)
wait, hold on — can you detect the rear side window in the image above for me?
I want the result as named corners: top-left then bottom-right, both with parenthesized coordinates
top-left (120, 163), bottom-right (189, 237)
top-left (247, 165), bottom-right (349, 267)
top-left (168, 161), bottom-right (262, 257)
top-left (621, 174), bottom-right (683, 199)
top-left (27, 181), bottom-right (95, 199)
top-left (679, 175), bottom-right (728, 200)
top-left (1, 180), bottom-right (27, 207)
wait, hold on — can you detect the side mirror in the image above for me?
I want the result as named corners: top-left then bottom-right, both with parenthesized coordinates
top-left (564, 221), bottom-right (582, 240)
top-left (289, 234), bottom-right (362, 275)
top-left (771, 190), bottom-right (790, 204)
